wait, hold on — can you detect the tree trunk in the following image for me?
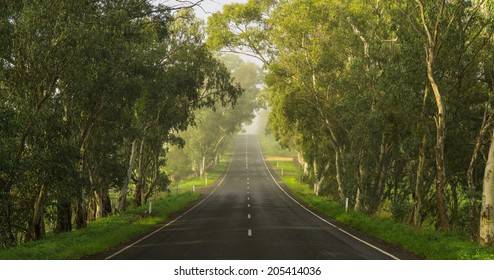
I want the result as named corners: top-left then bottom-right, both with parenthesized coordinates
top-left (416, 0), bottom-right (450, 232)
top-left (133, 139), bottom-right (146, 208)
top-left (313, 160), bottom-right (320, 195)
top-left (355, 153), bottom-right (365, 211)
top-left (200, 156), bottom-right (206, 178)
top-left (334, 148), bottom-right (345, 201)
top-left (369, 135), bottom-right (391, 213)
top-left (467, 111), bottom-right (493, 234)
top-left (412, 133), bottom-right (427, 227)
top-left (480, 129), bottom-right (494, 246)
top-left (25, 185), bottom-right (46, 241)
top-left (429, 67), bottom-right (450, 231)
top-left (55, 201), bottom-right (72, 233)
top-left (118, 139), bottom-right (138, 213)
top-left (144, 154), bottom-right (160, 203)
top-left (94, 189), bottom-right (112, 219)
top-left (74, 195), bottom-right (87, 229)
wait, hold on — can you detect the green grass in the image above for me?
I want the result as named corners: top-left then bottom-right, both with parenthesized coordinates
top-left (258, 133), bottom-right (494, 259)
top-left (0, 149), bottom-right (234, 260)
top-left (0, 191), bottom-right (200, 260)
top-left (170, 154), bottom-right (232, 190)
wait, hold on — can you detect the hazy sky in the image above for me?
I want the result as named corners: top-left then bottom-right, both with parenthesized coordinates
top-left (155, 0), bottom-right (248, 20)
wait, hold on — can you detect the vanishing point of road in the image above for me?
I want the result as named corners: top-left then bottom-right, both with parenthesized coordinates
top-left (102, 135), bottom-right (418, 260)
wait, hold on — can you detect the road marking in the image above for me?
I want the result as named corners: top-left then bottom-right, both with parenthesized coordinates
top-left (247, 197), bottom-right (250, 200)
top-left (104, 146), bottom-right (237, 260)
top-left (255, 136), bottom-right (400, 260)
top-left (248, 204), bottom-right (250, 208)
top-left (248, 214), bottom-right (251, 219)
top-left (247, 186), bottom-right (250, 189)
top-left (247, 191), bottom-right (249, 195)
top-left (248, 229), bottom-right (252, 236)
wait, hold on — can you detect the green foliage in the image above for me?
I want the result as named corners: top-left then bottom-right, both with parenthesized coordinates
top-left (259, 133), bottom-right (494, 259)
top-left (0, 1), bottom-right (241, 247)
top-left (166, 55), bottom-right (261, 182)
top-left (209, 0), bottom-right (494, 241)
top-left (0, 192), bottom-right (199, 259)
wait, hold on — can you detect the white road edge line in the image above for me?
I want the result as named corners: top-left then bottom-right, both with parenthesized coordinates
top-left (105, 147), bottom-right (236, 260)
top-left (255, 136), bottom-right (400, 260)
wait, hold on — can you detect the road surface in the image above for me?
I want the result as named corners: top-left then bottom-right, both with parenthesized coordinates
top-left (104, 135), bottom-right (411, 260)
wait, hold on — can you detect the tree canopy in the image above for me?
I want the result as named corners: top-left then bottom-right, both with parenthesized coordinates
top-left (0, 0), bottom-right (241, 247)
top-left (208, 0), bottom-right (494, 244)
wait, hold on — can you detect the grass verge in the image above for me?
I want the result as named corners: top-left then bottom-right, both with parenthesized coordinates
top-left (169, 154), bottom-right (231, 191)
top-left (0, 192), bottom-right (200, 260)
top-left (0, 149), bottom-right (234, 260)
top-left (258, 133), bottom-right (494, 259)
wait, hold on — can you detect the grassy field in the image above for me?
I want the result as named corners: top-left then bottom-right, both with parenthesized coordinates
top-left (257, 132), bottom-right (494, 259)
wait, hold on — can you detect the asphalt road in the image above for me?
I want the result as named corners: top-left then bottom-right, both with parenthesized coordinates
top-left (104, 135), bottom-right (408, 260)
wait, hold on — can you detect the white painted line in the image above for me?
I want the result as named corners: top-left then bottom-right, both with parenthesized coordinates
top-left (248, 229), bottom-right (252, 236)
top-left (104, 147), bottom-right (236, 260)
top-left (248, 214), bottom-right (251, 219)
top-left (248, 204), bottom-right (250, 208)
top-left (247, 197), bottom-right (250, 200)
top-left (255, 136), bottom-right (400, 260)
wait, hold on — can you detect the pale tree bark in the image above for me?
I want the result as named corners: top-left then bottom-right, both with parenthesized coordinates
top-left (480, 129), bottom-right (494, 245)
top-left (467, 109), bottom-right (494, 232)
top-left (200, 155), bottom-right (206, 178)
top-left (313, 160), bottom-right (321, 196)
top-left (133, 139), bottom-right (146, 207)
top-left (118, 139), bottom-right (138, 213)
top-left (416, 0), bottom-right (450, 231)
top-left (355, 150), bottom-right (366, 211)
top-left (25, 185), bottom-right (46, 241)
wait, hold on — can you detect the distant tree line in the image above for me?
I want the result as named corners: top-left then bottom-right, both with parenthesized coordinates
top-left (0, 0), bottom-right (243, 248)
top-left (207, 0), bottom-right (494, 245)
top-left (166, 55), bottom-right (262, 181)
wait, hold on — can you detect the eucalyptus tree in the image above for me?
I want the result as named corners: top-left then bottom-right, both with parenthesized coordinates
top-left (166, 55), bottom-right (261, 181)
top-left (0, 0), bottom-right (242, 245)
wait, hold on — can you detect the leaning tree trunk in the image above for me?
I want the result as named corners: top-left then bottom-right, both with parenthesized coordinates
top-left (416, 0), bottom-right (450, 232)
top-left (429, 69), bottom-right (450, 232)
top-left (480, 129), bottom-right (494, 246)
top-left (25, 185), bottom-right (46, 241)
